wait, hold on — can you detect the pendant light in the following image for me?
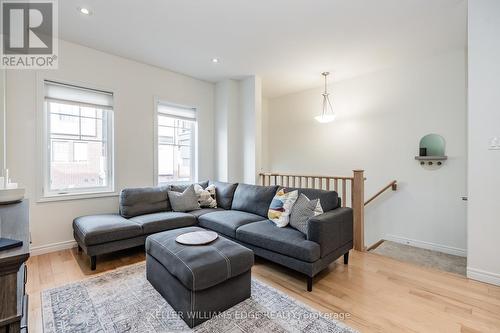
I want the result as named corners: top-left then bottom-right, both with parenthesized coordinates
top-left (314, 72), bottom-right (336, 123)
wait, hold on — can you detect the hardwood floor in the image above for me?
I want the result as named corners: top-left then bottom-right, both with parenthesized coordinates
top-left (26, 248), bottom-right (500, 333)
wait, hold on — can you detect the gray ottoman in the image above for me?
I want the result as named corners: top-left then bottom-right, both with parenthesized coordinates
top-left (145, 226), bottom-right (254, 328)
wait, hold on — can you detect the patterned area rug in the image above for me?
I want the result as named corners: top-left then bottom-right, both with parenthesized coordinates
top-left (42, 263), bottom-right (356, 333)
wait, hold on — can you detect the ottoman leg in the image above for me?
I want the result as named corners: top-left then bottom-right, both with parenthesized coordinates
top-left (90, 256), bottom-right (96, 270)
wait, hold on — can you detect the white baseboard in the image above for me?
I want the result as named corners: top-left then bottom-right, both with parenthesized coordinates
top-left (467, 267), bottom-right (500, 286)
top-left (384, 234), bottom-right (467, 257)
top-left (30, 240), bottom-right (78, 256)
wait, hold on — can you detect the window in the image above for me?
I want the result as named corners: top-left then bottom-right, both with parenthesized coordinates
top-left (156, 102), bottom-right (196, 184)
top-left (42, 80), bottom-right (114, 197)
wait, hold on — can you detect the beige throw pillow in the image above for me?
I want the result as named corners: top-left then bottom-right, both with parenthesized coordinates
top-left (194, 183), bottom-right (217, 208)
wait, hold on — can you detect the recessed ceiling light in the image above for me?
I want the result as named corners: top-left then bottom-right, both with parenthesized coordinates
top-left (212, 58), bottom-right (219, 63)
top-left (79, 7), bottom-right (91, 15)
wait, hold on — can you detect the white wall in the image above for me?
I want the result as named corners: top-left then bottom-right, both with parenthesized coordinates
top-left (215, 79), bottom-right (242, 182)
top-left (240, 76), bottom-right (262, 184)
top-left (467, 0), bottom-right (500, 285)
top-left (214, 76), bottom-right (262, 184)
top-left (265, 50), bottom-right (467, 254)
top-left (6, 40), bottom-right (215, 253)
top-left (215, 79), bottom-right (237, 182)
top-left (0, 69), bottom-right (4, 171)
top-left (261, 97), bottom-right (270, 171)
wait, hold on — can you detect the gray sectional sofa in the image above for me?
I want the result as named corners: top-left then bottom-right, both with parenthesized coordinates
top-left (73, 180), bottom-right (353, 291)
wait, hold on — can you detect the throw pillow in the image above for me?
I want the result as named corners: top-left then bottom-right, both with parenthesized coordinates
top-left (268, 188), bottom-right (299, 227)
top-left (170, 181), bottom-right (209, 193)
top-left (289, 193), bottom-right (324, 234)
top-left (194, 183), bottom-right (217, 208)
top-left (167, 185), bottom-right (200, 212)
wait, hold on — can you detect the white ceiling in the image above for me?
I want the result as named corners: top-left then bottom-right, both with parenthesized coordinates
top-left (59, 0), bottom-right (467, 97)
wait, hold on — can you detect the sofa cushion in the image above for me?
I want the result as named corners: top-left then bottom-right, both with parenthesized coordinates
top-left (187, 208), bottom-right (224, 218)
top-left (236, 220), bottom-right (321, 262)
top-left (209, 181), bottom-right (238, 210)
top-left (129, 212), bottom-right (197, 234)
top-left (279, 187), bottom-right (339, 212)
top-left (231, 184), bottom-right (279, 217)
top-left (170, 181), bottom-right (209, 193)
top-left (198, 210), bottom-right (265, 238)
top-left (146, 226), bottom-right (254, 291)
top-left (119, 186), bottom-right (170, 218)
top-left (73, 214), bottom-right (143, 246)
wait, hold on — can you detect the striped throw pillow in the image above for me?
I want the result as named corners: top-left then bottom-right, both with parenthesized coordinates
top-left (289, 193), bottom-right (323, 234)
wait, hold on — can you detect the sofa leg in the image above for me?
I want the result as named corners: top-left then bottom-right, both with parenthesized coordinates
top-left (344, 252), bottom-right (349, 265)
top-left (307, 276), bottom-right (313, 292)
top-left (77, 245), bottom-right (82, 253)
top-left (90, 256), bottom-right (96, 271)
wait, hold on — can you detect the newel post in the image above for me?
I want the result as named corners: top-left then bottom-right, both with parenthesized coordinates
top-left (352, 170), bottom-right (365, 251)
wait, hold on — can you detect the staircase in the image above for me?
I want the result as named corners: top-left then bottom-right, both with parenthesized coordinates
top-left (259, 171), bottom-right (398, 251)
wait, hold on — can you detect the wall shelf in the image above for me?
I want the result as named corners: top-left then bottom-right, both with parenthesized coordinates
top-left (414, 156), bottom-right (448, 161)
top-left (415, 156), bottom-right (447, 166)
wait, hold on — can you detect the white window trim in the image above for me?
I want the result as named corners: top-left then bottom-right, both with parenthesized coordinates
top-left (36, 75), bottom-right (117, 202)
top-left (153, 97), bottom-right (198, 186)
top-left (37, 191), bottom-right (119, 203)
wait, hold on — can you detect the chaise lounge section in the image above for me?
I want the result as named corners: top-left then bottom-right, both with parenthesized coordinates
top-left (73, 180), bottom-right (353, 291)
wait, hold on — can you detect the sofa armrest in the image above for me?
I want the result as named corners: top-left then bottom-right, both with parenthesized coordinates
top-left (307, 207), bottom-right (353, 257)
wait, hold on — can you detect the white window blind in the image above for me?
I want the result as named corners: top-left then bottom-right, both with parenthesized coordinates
top-left (45, 80), bottom-right (113, 109)
top-left (157, 103), bottom-right (195, 120)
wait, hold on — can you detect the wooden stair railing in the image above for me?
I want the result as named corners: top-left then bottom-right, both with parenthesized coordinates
top-left (365, 239), bottom-right (385, 252)
top-left (363, 180), bottom-right (398, 251)
top-left (259, 170), bottom-right (366, 251)
top-left (365, 180), bottom-right (397, 206)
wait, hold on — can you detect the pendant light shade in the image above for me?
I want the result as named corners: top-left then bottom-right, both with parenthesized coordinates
top-left (315, 72), bottom-right (335, 123)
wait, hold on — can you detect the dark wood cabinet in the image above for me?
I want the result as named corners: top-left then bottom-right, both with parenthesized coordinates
top-left (0, 200), bottom-right (29, 333)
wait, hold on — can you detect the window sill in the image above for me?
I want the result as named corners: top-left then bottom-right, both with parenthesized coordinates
top-left (37, 190), bottom-right (119, 203)
top-left (157, 180), bottom-right (195, 186)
